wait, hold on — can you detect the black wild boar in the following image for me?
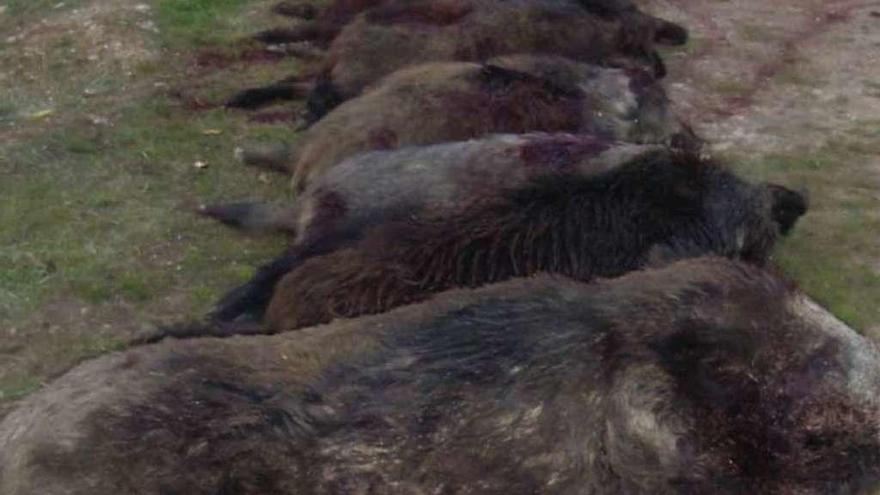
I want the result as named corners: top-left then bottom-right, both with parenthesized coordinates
top-left (228, 0), bottom-right (688, 112)
top-left (262, 149), bottom-right (807, 331)
top-left (236, 55), bottom-right (686, 192)
top-left (199, 143), bottom-right (804, 331)
top-left (202, 134), bottom-right (663, 323)
top-left (2, 258), bottom-right (879, 494)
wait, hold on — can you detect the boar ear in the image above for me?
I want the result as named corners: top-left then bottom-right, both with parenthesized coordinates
top-left (767, 184), bottom-right (809, 235)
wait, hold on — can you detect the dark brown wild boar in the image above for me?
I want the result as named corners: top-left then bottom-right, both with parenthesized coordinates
top-left (260, 0), bottom-right (686, 48)
top-left (262, 149), bottom-right (807, 331)
top-left (2, 258), bottom-right (878, 494)
top-left (238, 55), bottom-right (686, 192)
top-left (198, 134), bottom-right (662, 324)
top-left (228, 0), bottom-right (688, 114)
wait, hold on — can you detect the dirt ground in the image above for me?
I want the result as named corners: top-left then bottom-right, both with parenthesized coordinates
top-left (656, 0), bottom-right (880, 154)
top-left (1, 0), bottom-right (879, 419)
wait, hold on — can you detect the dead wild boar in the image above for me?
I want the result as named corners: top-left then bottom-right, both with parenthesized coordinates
top-left (208, 134), bottom-right (661, 239)
top-left (254, 0), bottom-right (688, 55)
top-left (238, 55), bottom-right (686, 192)
top-left (261, 0), bottom-right (686, 47)
top-left (262, 148), bottom-right (807, 331)
top-left (228, 0), bottom-right (688, 113)
top-left (2, 257), bottom-right (879, 494)
top-left (201, 134), bottom-right (663, 323)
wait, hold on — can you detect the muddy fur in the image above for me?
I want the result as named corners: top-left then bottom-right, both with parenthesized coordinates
top-left (232, 0), bottom-right (688, 112)
top-left (2, 258), bottom-right (879, 494)
top-left (264, 150), bottom-right (807, 331)
top-left (198, 134), bottom-right (661, 324)
top-left (265, 55), bottom-right (686, 191)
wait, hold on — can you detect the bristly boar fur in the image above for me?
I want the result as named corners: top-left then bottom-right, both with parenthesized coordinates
top-left (196, 135), bottom-right (662, 325)
top-left (263, 0), bottom-right (686, 47)
top-left (3, 258), bottom-right (879, 494)
top-left (229, 0), bottom-right (688, 112)
top-left (196, 143), bottom-right (804, 332)
top-left (263, 149), bottom-right (807, 331)
top-left (250, 55), bottom-right (687, 192)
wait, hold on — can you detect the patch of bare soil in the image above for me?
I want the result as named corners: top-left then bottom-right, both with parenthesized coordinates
top-left (648, 0), bottom-right (880, 152)
top-left (3, 1), bottom-right (157, 60)
top-left (0, 0), bottom-right (160, 141)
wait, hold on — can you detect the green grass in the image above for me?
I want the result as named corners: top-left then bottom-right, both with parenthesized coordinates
top-left (0, 0), bottom-right (85, 29)
top-left (774, 211), bottom-right (880, 331)
top-left (0, 0), bottom-right (301, 411)
top-left (728, 134), bottom-right (880, 333)
top-left (156, 0), bottom-right (259, 48)
top-left (659, 36), bottom-right (706, 57)
top-left (0, 376), bottom-right (42, 402)
top-left (710, 77), bottom-right (752, 96)
top-left (0, 100), bottom-right (15, 122)
top-left (773, 65), bottom-right (819, 87)
top-left (738, 23), bottom-right (777, 43)
top-left (1, 96), bottom-right (292, 319)
top-left (70, 335), bottom-right (128, 358)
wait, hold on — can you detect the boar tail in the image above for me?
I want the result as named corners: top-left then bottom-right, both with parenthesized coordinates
top-left (253, 21), bottom-right (340, 46)
top-left (197, 201), bottom-right (300, 235)
top-left (234, 141), bottom-right (296, 175)
top-left (130, 320), bottom-right (272, 345)
top-left (209, 249), bottom-right (313, 323)
top-left (226, 79), bottom-right (314, 109)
